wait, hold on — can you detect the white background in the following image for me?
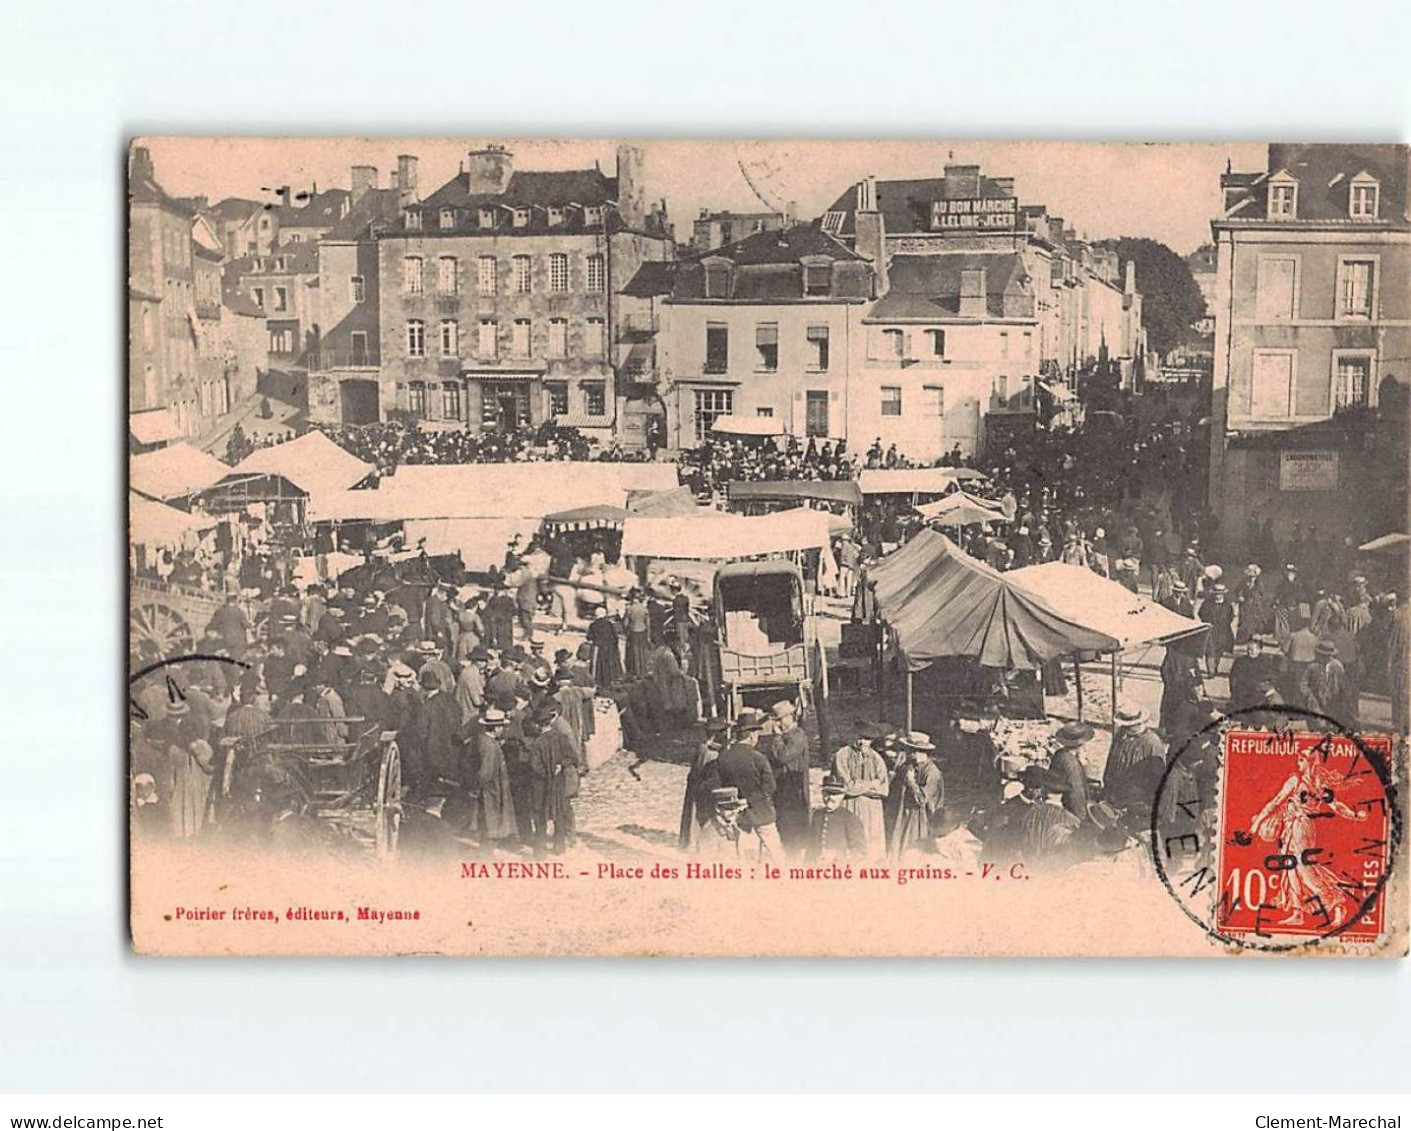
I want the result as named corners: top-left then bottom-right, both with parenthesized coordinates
top-left (1, 0), bottom-right (1409, 1095)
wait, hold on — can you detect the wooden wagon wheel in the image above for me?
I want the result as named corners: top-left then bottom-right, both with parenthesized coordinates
top-left (130, 602), bottom-right (196, 660)
top-left (374, 738), bottom-right (402, 858)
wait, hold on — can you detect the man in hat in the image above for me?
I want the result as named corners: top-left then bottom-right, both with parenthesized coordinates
top-left (1048, 721), bottom-right (1093, 818)
top-left (514, 570), bottom-right (539, 644)
top-left (831, 722), bottom-right (890, 861)
top-left (482, 586), bottom-right (517, 653)
top-left (1162, 577), bottom-right (1195, 621)
top-left (1234, 564), bottom-right (1273, 644)
top-left (767, 700), bottom-right (811, 857)
top-left (525, 699), bottom-right (581, 854)
top-left (624, 590), bottom-right (652, 677)
top-left (1102, 708), bottom-right (1165, 811)
top-left (715, 709), bottom-right (783, 860)
top-left (586, 606), bottom-right (624, 685)
top-left (680, 717), bottom-right (729, 849)
top-left (416, 640), bottom-right (455, 695)
top-left (888, 731), bottom-right (944, 861)
top-left (208, 593), bottom-right (251, 655)
top-left (1281, 614), bottom-right (1320, 705)
top-left (455, 647), bottom-right (488, 725)
top-left (474, 707), bottom-right (517, 847)
top-left (1016, 768), bottom-right (1082, 866)
top-left (405, 666), bottom-right (465, 801)
top-left (1198, 581), bottom-right (1235, 676)
top-left (696, 786), bottom-right (753, 860)
top-left (485, 652), bottom-right (524, 712)
top-left (806, 775), bottom-right (868, 863)
top-left (1302, 639), bottom-right (1351, 721)
top-left (1178, 543), bottom-right (1205, 598)
top-left (422, 584), bottom-right (456, 656)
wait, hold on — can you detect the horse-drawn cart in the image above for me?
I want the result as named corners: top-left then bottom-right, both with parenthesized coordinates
top-left (129, 577), bottom-right (260, 662)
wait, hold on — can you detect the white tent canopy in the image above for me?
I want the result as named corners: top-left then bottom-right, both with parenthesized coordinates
top-left (622, 507), bottom-right (829, 562)
top-left (130, 443), bottom-right (230, 501)
top-left (129, 491), bottom-right (218, 549)
top-left (232, 432), bottom-right (375, 504)
top-left (916, 491), bottom-right (1007, 526)
top-left (711, 414), bottom-right (784, 437)
top-left (1359, 532), bottom-right (1410, 553)
top-left (1007, 561), bottom-right (1207, 650)
top-left (858, 467), bottom-right (987, 495)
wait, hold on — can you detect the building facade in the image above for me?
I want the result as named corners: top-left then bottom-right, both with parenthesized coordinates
top-left (373, 145), bottom-right (673, 438)
top-left (690, 209), bottom-right (790, 253)
top-left (628, 224), bottom-right (874, 448)
top-left (1209, 143), bottom-right (1411, 541)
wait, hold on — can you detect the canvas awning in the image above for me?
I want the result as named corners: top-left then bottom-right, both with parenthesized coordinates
top-left (129, 408), bottom-right (182, 447)
top-left (915, 491), bottom-right (1007, 527)
top-left (129, 491), bottom-right (218, 548)
top-left (542, 505), bottom-right (629, 529)
top-left (232, 431), bottom-right (374, 505)
top-left (727, 479), bottom-right (863, 507)
top-left (130, 442), bottom-right (230, 500)
top-left (866, 530), bottom-right (1116, 671)
top-left (403, 518), bottom-right (542, 572)
top-left (626, 486), bottom-right (701, 517)
top-left (711, 415), bottom-right (783, 437)
top-left (622, 507), bottom-right (828, 562)
top-left (858, 467), bottom-right (987, 495)
top-left (1006, 562), bottom-right (1208, 651)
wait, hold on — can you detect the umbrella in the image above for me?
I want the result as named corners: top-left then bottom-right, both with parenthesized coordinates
top-left (915, 491), bottom-right (1007, 528)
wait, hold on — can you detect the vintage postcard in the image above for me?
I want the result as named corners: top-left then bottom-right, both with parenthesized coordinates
top-left (127, 138), bottom-right (1409, 956)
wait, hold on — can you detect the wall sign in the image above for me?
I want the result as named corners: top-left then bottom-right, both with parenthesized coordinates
top-left (1279, 449), bottom-right (1339, 492)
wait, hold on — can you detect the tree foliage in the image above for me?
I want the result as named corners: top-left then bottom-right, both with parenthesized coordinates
top-left (1111, 237), bottom-right (1206, 357)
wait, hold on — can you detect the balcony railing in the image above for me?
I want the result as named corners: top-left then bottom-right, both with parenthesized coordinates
top-left (306, 347), bottom-right (381, 370)
top-left (618, 312), bottom-right (659, 337)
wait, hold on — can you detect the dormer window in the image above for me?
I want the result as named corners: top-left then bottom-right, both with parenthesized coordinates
top-left (1268, 174), bottom-right (1297, 220)
top-left (584, 206), bottom-right (602, 227)
top-left (703, 261), bottom-right (731, 299)
top-left (803, 260), bottom-right (831, 297)
top-left (1350, 175), bottom-right (1380, 220)
top-left (440, 208), bottom-right (456, 230)
top-left (252, 257), bottom-right (263, 271)
top-left (274, 256), bottom-right (286, 271)
top-left (405, 209), bottom-right (422, 230)
top-left (512, 208), bottom-right (530, 228)
top-left (478, 207), bottom-right (496, 229)
top-left (547, 206), bottom-right (563, 227)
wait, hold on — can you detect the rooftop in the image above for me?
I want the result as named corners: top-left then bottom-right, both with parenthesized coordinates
top-left (1219, 143), bottom-right (1409, 227)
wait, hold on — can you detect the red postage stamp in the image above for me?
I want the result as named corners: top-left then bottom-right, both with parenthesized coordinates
top-left (1216, 730), bottom-right (1394, 943)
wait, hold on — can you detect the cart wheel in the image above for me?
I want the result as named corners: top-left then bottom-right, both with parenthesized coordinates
top-left (130, 602), bottom-right (195, 661)
top-left (375, 739), bottom-right (402, 858)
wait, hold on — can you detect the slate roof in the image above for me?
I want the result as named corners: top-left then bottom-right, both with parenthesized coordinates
top-left (823, 173), bottom-right (1017, 238)
top-left (651, 223), bottom-right (873, 302)
top-left (867, 253), bottom-right (1032, 321)
top-left (621, 260), bottom-right (678, 297)
top-left (322, 187), bottom-right (402, 241)
top-left (1220, 144), bottom-right (1409, 226)
top-left (275, 187), bottom-right (352, 229)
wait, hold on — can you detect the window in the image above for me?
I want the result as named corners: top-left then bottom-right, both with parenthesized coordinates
top-left (478, 319), bottom-right (498, 359)
top-left (269, 328), bottom-right (293, 353)
top-left (926, 329), bottom-right (946, 358)
top-left (439, 208), bottom-right (456, 230)
top-left (704, 263), bottom-right (730, 298)
top-left (804, 263), bottom-right (831, 296)
top-left (274, 257), bottom-right (286, 271)
top-left (476, 256), bottom-right (497, 296)
top-left (441, 382), bottom-right (462, 420)
top-left (548, 206), bottom-right (563, 227)
top-left (403, 256), bottom-right (423, 295)
top-left (585, 317), bottom-right (605, 359)
top-left (755, 323), bottom-right (779, 371)
top-left (1250, 351), bottom-right (1294, 417)
top-left (806, 325), bottom-right (830, 371)
top-left (1337, 258), bottom-right (1375, 319)
top-left (440, 320), bottom-right (458, 356)
top-left (583, 381), bottom-right (607, 416)
top-left (1350, 180), bottom-right (1379, 219)
top-left (252, 257), bottom-right (264, 271)
top-left (694, 389), bottom-right (733, 440)
top-left (1268, 180), bottom-right (1297, 219)
top-left (1023, 330), bottom-right (1033, 359)
top-left (881, 386), bottom-right (902, 416)
top-left (883, 328), bottom-right (904, 359)
top-left (584, 206), bottom-right (602, 226)
top-left (995, 375), bottom-right (1009, 405)
top-left (406, 320), bottom-right (426, 357)
top-left (756, 407), bottom-right (775, 418)
top-left (351, 276), bottom-right (365, 303)
top-left (923, 385), bottom-right (944, 417)
top-left (141, 307), bottom-right (153, 349)
top-left (513, 255), bottom-right (532, 294)
top-left (549, 253), bottom-right (569, 293)
top-left (350, 331), bottom-right (369, 366)
top-left (407, 381), bottom-right (427, 416)
top-left (287, 233), bottom-right (301, 244)
top-left (546, 381), bottom-right (569, 416)
top-left (273, 286), bottom-right (288, 312)
top-left (1255, 257), bottom-right (1297, 321)
top-left (548, 318), bottom-right (568, 358)
top-left (512, 208), bottom-right (529, 228)
top-left (705, 324), bottom-right (729, 373)
top-left (999, 331), bottom-right (1009, 358)
top-left (511, 319), bottom-right (531, 357)
top-left (805, 390), bottom-right (829, 437)
top-left (1334, 353), bottom-right (1374, 409)
top-left (720, 223), bottom-right (733, 245)
top-left (437, 256), bottom-right (458, 294)
top-left (586, 254), bottom-right (605, 293)
top-left (251, 287), bottom-right (264, 309)
top-left (479, 208), bottom-right (496, 228)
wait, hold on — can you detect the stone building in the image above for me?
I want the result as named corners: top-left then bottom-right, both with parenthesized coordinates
top-left (209, 196), bottom-right (277, 260)
top-left (690, 209), bottom-right (790, 253)
top-left (625, 223), bottom-right (875, 448)
top-left (1209, 143), bottom-right (1410, 542)
top-left (373, 145), bottom-right (673, 438)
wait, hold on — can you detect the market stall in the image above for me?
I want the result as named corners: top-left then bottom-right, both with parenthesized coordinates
top-left (857, 466), bottom-right (987, 500)
top-left (130, 442), bottom-right (231, 503)
top-left (915, 490), bottom-right (1007, 527)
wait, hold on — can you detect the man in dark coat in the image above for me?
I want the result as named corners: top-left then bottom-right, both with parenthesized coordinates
top-left (715, 709), bottom-right (782, 860)
top-left (768, 700), bottom-right (811, 857)
top-left (680, 718), bottom-right (729, 849)
top-left (484, 588), bottom-right (517, 652)
top-left (1016, 768), bottom-right (1082, 867)
top-left (806, 775), bottom-right (868, 862)
top-left (1102, 708), bottom-right (1166, 811)
top-left (1234, 564), bottom-right (1274, 643)
top-left (1198, 583), bottom-right (1235, 676)
top-left (1048, 721), bottom-right (1092, 818)
top-left (525, 701), bottom-right (581, 854)
top-left (405, 668), bottom-right (463, 799)
top-left (586, 608), bottom-right (623, 685)
top-left (474, 707), bottom-right (517, 846)
top-left (207, 595), bottom-right (250, 654)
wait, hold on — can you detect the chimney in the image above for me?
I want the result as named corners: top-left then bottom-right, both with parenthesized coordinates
top-left (350, 165), bottom-right (377, 203)
top-left (616, 143), bottom-right (646, 228)
top-left (784, 200), bottom-right (797, 228)
top-left (129, 145), bottom-right (154, 184)
top-left (279, 186), bottom-right (293, 209)
top-left (944, 164), bottom-right (981, 198)
top-left (467, 145), bottom-right (513, 195)
top-left (1124, 259), bottom-right (1136, 296)
top-left (990, 176), bottom-right (1016, 197)
top-left (396, 155), bottom-right (419, 207)
top-left (853, 177), bottom-right (887, 293)
top-left (959, 267), bottom-right (987, 318)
